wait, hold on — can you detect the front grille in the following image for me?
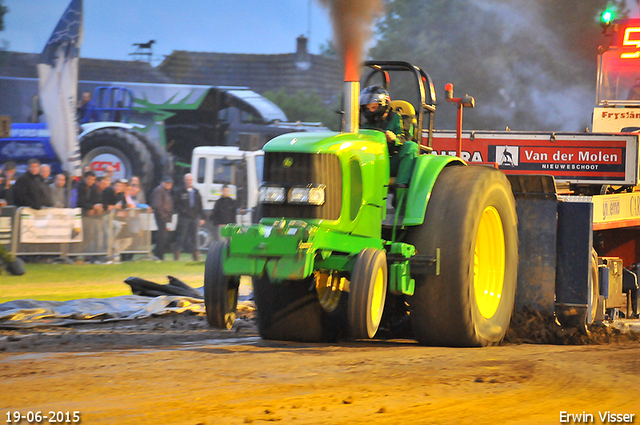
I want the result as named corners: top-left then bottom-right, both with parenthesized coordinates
top-left (261, 152), bottom-right (342, 220)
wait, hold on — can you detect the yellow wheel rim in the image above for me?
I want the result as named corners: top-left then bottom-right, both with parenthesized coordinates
top-left (224, 288), bottom-right (237, 330)
top-left (474, 206), bottom-right (505, 319)
top-left (370, 268), bottom-right (385, 325)
top-left (316, 273), bottom-right (342, 313)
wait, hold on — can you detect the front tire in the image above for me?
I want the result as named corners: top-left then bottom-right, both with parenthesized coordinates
top-left (204, 241), bottom-right (239, 329)
top-left (406, 165), bottom-right (518, 347)
top-left (253, 274), bottom-right (342, 342)
top-left (348, 248), bottom-right (388, 339)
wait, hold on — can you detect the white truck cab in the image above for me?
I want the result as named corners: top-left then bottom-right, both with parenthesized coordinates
top-left (191, 145), bottom-right (264, 249)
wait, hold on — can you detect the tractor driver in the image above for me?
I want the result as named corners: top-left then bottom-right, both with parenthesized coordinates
top-left (359, 85), bottom-right (418, 188)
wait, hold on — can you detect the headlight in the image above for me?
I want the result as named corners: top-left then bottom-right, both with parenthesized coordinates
top-left (259, 186), bottom-right (286, 204)
top-left (288, 185), bottom-right (325, 205)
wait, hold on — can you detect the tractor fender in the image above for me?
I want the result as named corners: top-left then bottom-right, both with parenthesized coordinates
top-left (403, 154), bottom-right (466, 226)
top-left (78, 122), bottom-right (145, 139)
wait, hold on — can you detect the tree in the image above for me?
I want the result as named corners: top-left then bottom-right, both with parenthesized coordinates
top-left (0, 0), bottom-right (7, 32)
top-left (369, 0), bottom-right (627, 131)
top-left (263, 88), bottom-right (342, 131)
top-left (319, 39), bottom-right (337, 58)
top-left (0, 0), bottom-right (8, 53)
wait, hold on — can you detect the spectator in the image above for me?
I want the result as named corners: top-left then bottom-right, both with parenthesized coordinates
top-left (76, 170), bottom-right (102, 216)
top-left (119, 179), bottom-right (138, 208)
top-left (100, 176), bottom-right (118, 212)
top-left (130, 176), bottom-right (146, 203)
top-left (69, 167), bottom-right (90, 208)
top-left (0, 161), bottom-right (17, 205)
top-left (76, 170), bottom-right (103, 262)
top-left (77, 91), bottom-right (98, 123)
top-left (150, 176), bottom-right (174, 261)
top-left (119, 180), bottom-right (145, 262)
top-left (93, 175), bottom-right (111, 208)
top-left (106, 179), bottom-right (134, 262)
top-left (40, 164), bottom-right (52, 185)
top-left (130, 182), bottom-right (149, 209)
top-left (88, 176), bottom-right (115, 260)
top-left (103, 165), bottom-right (115, 181)
top-left (49, 173), bottom-right (69, 208)
top-left (173, 173), bottom-right (204, 261)
top-left (12, 159), bottom-right (52, 209)
top-left (0, 163), bottom-right (6, 207)
top-left (211, 184), bottom-right (237, 241)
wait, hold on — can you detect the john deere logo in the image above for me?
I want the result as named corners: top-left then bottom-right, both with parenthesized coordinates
top-left (283, 157), bottom-right (293, 168)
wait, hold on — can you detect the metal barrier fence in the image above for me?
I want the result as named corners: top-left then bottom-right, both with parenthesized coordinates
top-left (0, 206), bottom-right (15, 253)
top-left (9, 207), bottom-right (153, 262)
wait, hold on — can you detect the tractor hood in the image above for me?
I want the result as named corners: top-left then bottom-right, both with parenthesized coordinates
top-left (264, 129), bottom-right (386, 156)
top-left (260, 129), bottom-right (389, 239)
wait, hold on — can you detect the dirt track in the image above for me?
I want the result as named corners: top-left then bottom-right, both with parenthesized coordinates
top-left (1, 312), bottom-right (639, 425)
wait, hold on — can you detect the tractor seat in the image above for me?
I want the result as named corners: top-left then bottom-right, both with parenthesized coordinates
top-left (390, 100), bottom-right (417, 141)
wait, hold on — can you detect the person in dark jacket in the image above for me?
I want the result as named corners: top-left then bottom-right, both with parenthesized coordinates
top-left (211, 184), bottom-right (237, 241)
top-left (75, 170), bottom-right (104, 262)
top-left (0, 161), bottom-right (17, 205)
top-left (77, 91), bottom-right (98, 123)
top-left (76, 170), bottom-right (102, 216)
top-left (12, 159), bottom-right (52, 209)
top-left (173, 173), bottom-right (204, 261)
top-left (101, 176), bottom-right (125, 213)
top-left (150, 176), bottom-right (174, 260)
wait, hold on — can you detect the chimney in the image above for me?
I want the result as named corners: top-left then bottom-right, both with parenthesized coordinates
top-left (295, 35), bottom-right (311, 71)
top-left (296, 35), bottom-right (308, 58)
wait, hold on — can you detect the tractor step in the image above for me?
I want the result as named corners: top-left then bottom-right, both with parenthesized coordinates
top-left (382, 194), bottom-right (402, 227)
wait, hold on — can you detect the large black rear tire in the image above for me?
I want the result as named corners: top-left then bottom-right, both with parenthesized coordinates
top-left (80, 128), bottom-right (154, 187)
top-left (131, 131), bottom-right (174, 190)
top-left (204, 241), bottom-right (239, 329)
top-left (253, 274), bottom-right (342, 343)
top-left (131, 131), bottom-right (174, 193)
top-left (406, 165), bottom-right (518, 347)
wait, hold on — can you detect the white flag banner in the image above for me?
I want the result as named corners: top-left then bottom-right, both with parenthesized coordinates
top-left (36, 0), bottom-right (83, 178)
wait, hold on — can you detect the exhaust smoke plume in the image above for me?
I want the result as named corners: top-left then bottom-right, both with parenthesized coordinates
top-left (318, 0), bottom-right (384, 81)
top-left (319, 0), bottom-right (383, 133)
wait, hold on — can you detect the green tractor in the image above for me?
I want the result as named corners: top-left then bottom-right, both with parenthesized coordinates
top-left (204, 61), bottom-right (518, 347)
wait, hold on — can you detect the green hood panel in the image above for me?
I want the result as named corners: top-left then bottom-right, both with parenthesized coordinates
top-left (264, 129), bottom-right (386, 154)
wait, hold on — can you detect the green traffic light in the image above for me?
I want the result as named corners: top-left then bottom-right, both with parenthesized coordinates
top-left (602, 10), bottom-right (614, 24)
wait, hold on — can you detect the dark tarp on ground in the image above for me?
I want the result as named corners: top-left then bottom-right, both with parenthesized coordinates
top-left (0, 275), bottom-right (254, 329)
top-left (124, 275), bottom-right (204, 299)
top-left (0, 295), bottom-right (206, 328)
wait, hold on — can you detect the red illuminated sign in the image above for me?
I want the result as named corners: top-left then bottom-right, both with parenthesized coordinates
top-left (621, 26), bottom-right (640, 58)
